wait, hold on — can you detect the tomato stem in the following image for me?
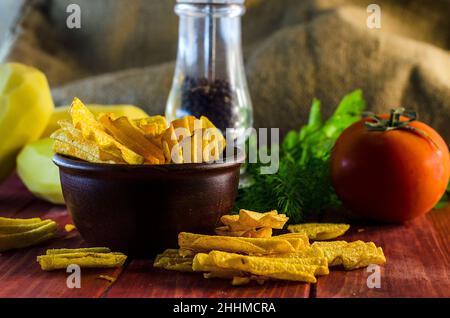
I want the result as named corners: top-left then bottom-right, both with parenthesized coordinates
top-left (364, 108), bottom-right (439, 149)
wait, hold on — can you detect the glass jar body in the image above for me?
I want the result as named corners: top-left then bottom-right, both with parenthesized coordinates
top-left (165, 2), bottom-right (253, 142)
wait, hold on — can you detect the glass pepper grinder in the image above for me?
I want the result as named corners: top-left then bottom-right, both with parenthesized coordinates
top-left (165, 0), bottom-right (253, 146)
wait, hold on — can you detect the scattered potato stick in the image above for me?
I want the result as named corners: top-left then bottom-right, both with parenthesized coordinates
top-left (287, 223), bottom-right (350, 240)
top-left (220, 210), bottom-right (287, 232)
top-left (215, 226), bottom-right (272, 238)
top-left (153, 249), bottom-right (194, 272)
top-left (212, 250), bottom-right (329, 276)
top-left (238, 209), bottom-right (288, 230)
top-left (46, 247), bottom-right (111, 255)
top-left (194, 251), bottom-right (319, 283)
top-left (219, 214), bottom-right (239, 228)
top-left (64, 224), bottom-right (76, 232)
top-left (37, 252), bottom-right (127, 271)
top-left (0, 220), bottom-right (57, 252)
top-left (178, 232), bottom-right (309, 256)
top-left (0, 219), bottom-right (54, 234)
top-left (97, 275), bottom-right (116, 283)
top-left (0, 217), bottom-right (42, 226)
top-left (231, 276), bottom-right (251, 286)
top-left (266, 245), bottom-right (326, 260)
top-left (311, 241), bottom-right (348, 266)
top-left (312, 240), bottom-right (386, 270)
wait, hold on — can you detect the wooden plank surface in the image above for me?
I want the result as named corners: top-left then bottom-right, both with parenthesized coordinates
top-left (0, 173), bottom-right (449, 298)
top-left (314, 215), bottom-right (450, 297)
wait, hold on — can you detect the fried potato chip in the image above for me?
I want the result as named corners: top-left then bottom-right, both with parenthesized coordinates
top-left (267, 245), bottom-right (325, 259)
top-left (214, 226), bottom-right (272, 238)
top-left (53, 140), bottom-right (119, 164)
top-left (178, 130), bottom-right (202, 163)
top-left (171, 116), bottom-right (198, 135)
top-left (194, 251), bottom-right (320, 283)
top-left (201, 116), bottom-right (226, 151)
top-left (231, 276), bottom-right (251, 286)
top-left (242, 227), bottom-right (272, 238)
top-left (69, 98), bottom-right (144, 164)
top-left (287, 223), bottom-right (350, 240)
top-left (202, 138), bottom-right (220, 162)
top-left (70, 97), bottom-right (103, 130)
top-left (51, 122), bottom-right (125, 163)
top-left (153, 249), bottom-right (194, 272)
top-left (178, 232), bottom-right (308, 256)
top-left (214, 226), bottom-right (245, 237)
top-left (219, 214), bottom-right (239, 227)
top-left (99, 114), bottom-right (165, 164)
top-left (134, 116), bottom-right (167, 137)
top-left (312, 240), bottom-right (386, 270)
top-left (239, 209), bottom-right (288, 230)
top-left (162, 125), bottom-right (183, 163)
top-left (220, 210), bottom-right (288, 232)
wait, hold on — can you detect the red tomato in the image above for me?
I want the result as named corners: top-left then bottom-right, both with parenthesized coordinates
top-left (331, 112), bottom-right (450, 222)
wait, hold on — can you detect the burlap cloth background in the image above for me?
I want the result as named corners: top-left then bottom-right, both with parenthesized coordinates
top-left (2, 0), bottom-right (450, 140)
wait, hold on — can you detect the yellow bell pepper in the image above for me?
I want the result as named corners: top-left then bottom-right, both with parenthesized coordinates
top-left (0, 63), bottom-right (54, 181)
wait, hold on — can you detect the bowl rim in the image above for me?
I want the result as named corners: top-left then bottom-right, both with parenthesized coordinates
top-left (53, 147), bottom-right (245, 172)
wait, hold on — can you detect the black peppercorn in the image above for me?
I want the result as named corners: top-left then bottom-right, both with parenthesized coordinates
top-left (181, 76), bottom-right (237, 133)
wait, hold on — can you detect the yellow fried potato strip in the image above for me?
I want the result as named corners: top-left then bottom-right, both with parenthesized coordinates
top-left (99, 114), bottom-right (165, 164)
top-left (153, 249), bottom-right (194, 272)
top-left (53, 140), bottom-right (118, 164)
top-left (0, 219), bottom-right (57, 252)
top-left (214, 226), bottom-right (272, 238)
top-left (312, 240), bottom-right (386, 270)
top-left (97, 275), bottom-right (116, 283)
top-left (37, 252), bottom-right (127, 271)
top-left (266, 245), bottom-right (326, 260)
top-left (52, 122), bottom-right (125, 163)
top-left (239, 209), bottom-right (288, 229)
top-left (70, 98), bottom-right (144, 164)
top-left (172, 116), bottom-right (197, 136)
top-left (200, 116), bottom-right (226, 151)
top-left (46, 247), bottom-right (111, 255)
top-left (287, 223), bottom-right (350, 240)
top-left (64, 224), bottom-right (76, 233)
top-left (0, 217), bottom-right (42, 225)
top-left (162, 125), bottom-right (183, 163)
top-left (0, 219), bottom-right (54, 234)
top-left (193, 251), bottom-right (322, 283)
top-left (220, 210), bottom-right (288, 232)
top-left (178, 232), bottom-right (309, 256)
top-left (134, 116), bottom-right (167, 137)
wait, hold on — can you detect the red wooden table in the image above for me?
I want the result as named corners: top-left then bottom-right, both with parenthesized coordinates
top-left (1, 173), bottom-right (449, 298)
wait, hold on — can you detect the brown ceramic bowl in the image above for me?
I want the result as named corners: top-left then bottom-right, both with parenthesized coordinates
top-left (53, 149), bottom-right (244, 257)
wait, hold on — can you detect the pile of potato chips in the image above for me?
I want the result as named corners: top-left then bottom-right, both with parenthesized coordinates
top-left (51, 98), bottom-right (226, 164)
top-left (215, 209), bottom-right (289, 238)
top-left (154, 210), bottom-right (386, 286)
